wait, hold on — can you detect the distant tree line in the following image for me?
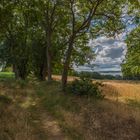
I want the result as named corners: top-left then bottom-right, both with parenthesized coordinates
top-left (73, 71), bottom-right (123, 80)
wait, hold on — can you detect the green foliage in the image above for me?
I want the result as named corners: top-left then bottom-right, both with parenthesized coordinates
top-left (68, 76), bottom-right (104, 98)
top-left (0, 0), bottom-right (138, 84)
top-left (74, 71), bottom-right (122, 80)
top-left (0, 0), bottom-right (35, 79)
top-left (0, 72), bottom-right (15, 79)
top-left (122, 26), bottom-right (140, 80)
top-left (128, 0), bottom-right (140, 24)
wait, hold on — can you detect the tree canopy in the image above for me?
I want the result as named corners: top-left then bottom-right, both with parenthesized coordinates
top-left (0, 0), bottom-right (139, 88)
top-left (122, 26), bottom-right (140, 80)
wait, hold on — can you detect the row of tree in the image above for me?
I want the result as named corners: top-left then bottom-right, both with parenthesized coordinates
top-left (122, 26), bottom-right (140, 80)
top-left (122, 1), bottom-right (140, 80)
top-left (74, 71), bottom-right (123, 80)
top-left (0, 0), bottom-right (139, 89)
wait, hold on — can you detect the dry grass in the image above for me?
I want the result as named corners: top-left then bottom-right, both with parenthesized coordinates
top-left (53, 75), bottom-right (77, 82)
top-left (0, 79), bottom-right (140, 140)
top-left (81, 100), bottom-right (140, 140)
top-left (0, 98), bottom-right (34, 140)
top-left (102, 81), bottom-right (140, 104)
top-left (44, 96), bottom-right (140, 140)
top-left (35, 81), bottom-right (140, 140)
top-left (0, 82), bottom-right (48, 140)
top-left (53, 75), bottom-right (140, 104)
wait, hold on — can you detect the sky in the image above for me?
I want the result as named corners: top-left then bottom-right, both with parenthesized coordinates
top-left (74, 0), bottom-right (140, 76)
top-left (75, 24), bottom-right (136, 76)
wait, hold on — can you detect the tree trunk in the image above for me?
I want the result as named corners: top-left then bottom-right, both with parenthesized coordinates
top-left (47, 46), bottom-right (52, 81)
top-left (39, 61), bottom-right (47, 81)
top-left (13, 64), bottom-right (20, 80)
top-left (41, 49), bottom-right (48, 81)
top-left (46, 29), bottom-right (52, 82)
top-left (13, 63), bottom-right (27, 80)
top-left (62, 37), bottom-right (74, 91)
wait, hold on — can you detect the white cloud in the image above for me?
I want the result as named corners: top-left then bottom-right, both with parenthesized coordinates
top-left (77, 34), bottom-right (128, 75)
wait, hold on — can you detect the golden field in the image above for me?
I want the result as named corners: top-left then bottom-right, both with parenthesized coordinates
top-left (53, 75), bottom-right (140, 104)
top-left (102, 80), bottom-right (140, 104)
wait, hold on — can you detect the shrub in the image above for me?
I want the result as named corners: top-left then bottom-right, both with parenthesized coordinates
top-left (68, 76), bottom-right (104, 99)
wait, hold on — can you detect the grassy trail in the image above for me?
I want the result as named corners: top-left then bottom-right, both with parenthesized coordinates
top-left (0, 80), bottom-right (68, 140)
top-left (0, 78), bottom-right (140, 140)
top-left (30, 94), bottom-right (68, 140)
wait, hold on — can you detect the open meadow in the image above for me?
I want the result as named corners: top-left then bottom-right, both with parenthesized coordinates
top-left (0, 73), bottom-right (140, 140)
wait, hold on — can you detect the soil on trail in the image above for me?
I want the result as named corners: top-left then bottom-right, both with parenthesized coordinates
top-left (31, 105), bottom-right (68, 140)
top-left (24, 96), bottom-right (68, 140)
top-left (30, 109), bottom-right (68, 140)
top-left (40, 111), bottom-right (68, 140)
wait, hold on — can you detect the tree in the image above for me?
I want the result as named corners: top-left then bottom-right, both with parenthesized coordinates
top-left (122, 0), bottom-right (140, 80)
top-left (61, 0), bottom-right (126, 90)
top-left (0, 0), bottom-right (35, 79)
top-left (0, 0), bottom-right (137, 85)
top-left (32, 0), bottom-right (64, 81)
top-left (122, 26), bottom-right (140, 80)
top-left (30, 28), bottom-right (47, 80)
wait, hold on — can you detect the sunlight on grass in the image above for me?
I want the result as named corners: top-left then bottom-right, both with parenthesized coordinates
top-left (0, 72), bottom-right (15, 79)
top-left (20, 96), bottom-right (37, 109)
top-left (102, 81), bottom-right (140, 104)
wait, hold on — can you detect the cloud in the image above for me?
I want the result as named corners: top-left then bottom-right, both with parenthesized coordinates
top-left (77, 35), bottom-right (127, 75)
top-left (76, 19), bottom-right (137, 75)
top-left (104, 47), bottom-right (124, 59)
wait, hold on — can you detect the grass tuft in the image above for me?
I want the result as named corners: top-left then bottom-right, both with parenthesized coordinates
top-left (126, 99), bottom-right (140, 108)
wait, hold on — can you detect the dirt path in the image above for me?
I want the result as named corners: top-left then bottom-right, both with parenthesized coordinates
top-left (29, 100), bottom-right (68, 140)
top-left (40, 111), bottom-right (68, 140)
top-left (30, 106), bottom-right (68, 140)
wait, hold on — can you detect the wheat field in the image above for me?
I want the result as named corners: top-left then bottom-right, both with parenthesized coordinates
top-left (102, 81), bottom-right (140, 104)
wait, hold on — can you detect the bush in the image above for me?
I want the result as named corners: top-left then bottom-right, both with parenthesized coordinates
top-left (68, 76), bottom-right (104, 99)
top-left (2, 66), bottom-right (12, 72)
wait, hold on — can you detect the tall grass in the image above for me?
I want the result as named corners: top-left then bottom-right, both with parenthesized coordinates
top-left (102, 81), bottom-right (140, 104)
top-left (0, 96), bottom-right (33, 140)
